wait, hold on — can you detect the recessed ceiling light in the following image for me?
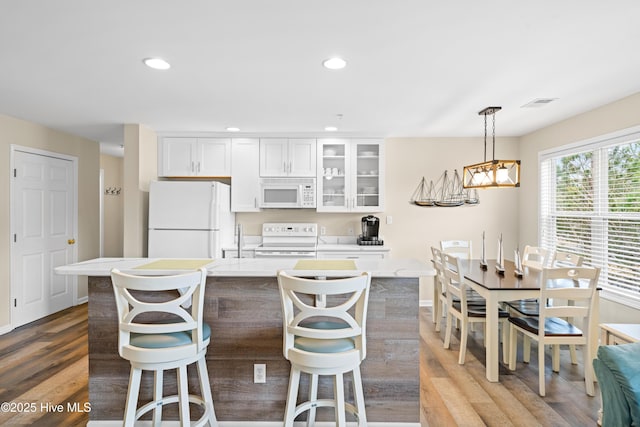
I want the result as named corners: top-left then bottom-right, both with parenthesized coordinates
top-left (322, 57), bottom-right (347, 70)
top-left (226, 127), bottom-right (240, 132)
top-left (324, 126), bottom-right (338, 131)
top-left (143, 57), bottom-right (171, 70)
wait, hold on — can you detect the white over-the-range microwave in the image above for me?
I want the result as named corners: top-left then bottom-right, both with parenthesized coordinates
top-left (259, 177), bottom-right (316, 208)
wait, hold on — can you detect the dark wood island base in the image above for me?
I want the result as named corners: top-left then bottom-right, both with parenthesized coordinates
top-left (88, 275), bottom-right (420, 423)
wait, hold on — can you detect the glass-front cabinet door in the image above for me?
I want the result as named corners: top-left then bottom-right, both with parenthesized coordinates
top-left (317, 139), bottom-right (349, 211)
top-left (317, 139), bottom-right (384, 212)
top-left (353, 140), bottom-right (383, 211)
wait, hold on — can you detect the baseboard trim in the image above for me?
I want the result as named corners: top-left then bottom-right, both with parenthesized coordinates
top-left (88, 421), bottom-right (420, 426)
top-left (0, 323), bottom-right (13, 336)
top-left (419, 299), bottom-right (432, 307)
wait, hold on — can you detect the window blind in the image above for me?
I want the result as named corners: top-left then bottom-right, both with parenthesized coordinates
top-left (539, 133), bottom-right (640, 307)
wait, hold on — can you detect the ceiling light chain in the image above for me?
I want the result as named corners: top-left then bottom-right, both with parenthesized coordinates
top-left (462, 106), bottom-right (521, 189)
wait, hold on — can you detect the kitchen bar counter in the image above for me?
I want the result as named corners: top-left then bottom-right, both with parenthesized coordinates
top-left (58, 257), bottom-right (432, 424)
top-left (56, 256), bottom-right (428, 278)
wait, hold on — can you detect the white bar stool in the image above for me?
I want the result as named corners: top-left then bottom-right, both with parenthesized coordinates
top-left (111, 267), bottom-right (218, 427)
top-left (277, 270), bottom-right (371, 427)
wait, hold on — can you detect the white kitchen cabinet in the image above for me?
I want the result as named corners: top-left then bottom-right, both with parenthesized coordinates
top-left (317, 139), bottom-right (385, 212)
top-left (159, 137), bottom-right (231, 177)
top-left (259, 138), bottom-right (316, 177)
top-left (231, 138), bottom-right (261, 212)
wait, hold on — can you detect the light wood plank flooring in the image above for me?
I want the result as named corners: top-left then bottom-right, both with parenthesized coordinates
top-left (421, 307), bottom-right (601, 426)
top-left (0, 304), bottom-right (600, 426)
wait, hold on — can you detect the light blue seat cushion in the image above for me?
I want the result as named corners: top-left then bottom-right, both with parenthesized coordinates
top-left (593, 342), bottom-right (640, 427)
top-left (294, 321), bottom-right (356, 353)
top-left (130, 322), bottom-right (211, 349)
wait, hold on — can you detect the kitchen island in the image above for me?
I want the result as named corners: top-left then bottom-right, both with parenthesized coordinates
top-left (56, 257), bottom-right (433, 425)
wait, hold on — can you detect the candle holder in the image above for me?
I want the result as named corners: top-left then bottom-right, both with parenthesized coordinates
top-left (514, 248), bottom-right (523, 278)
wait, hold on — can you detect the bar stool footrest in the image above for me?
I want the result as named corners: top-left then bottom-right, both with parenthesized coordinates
top-left (135, 394), bottom-right (214, 427)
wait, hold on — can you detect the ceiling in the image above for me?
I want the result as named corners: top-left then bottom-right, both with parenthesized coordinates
top-left (2, 1), bottom-right (640, 157)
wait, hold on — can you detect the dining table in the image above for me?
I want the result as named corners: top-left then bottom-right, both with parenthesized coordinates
top-left (458, 259), bottom-right (600, 382)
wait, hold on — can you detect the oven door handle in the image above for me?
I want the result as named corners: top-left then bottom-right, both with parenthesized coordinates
top-left (254, 251), bottom-right (317, 258)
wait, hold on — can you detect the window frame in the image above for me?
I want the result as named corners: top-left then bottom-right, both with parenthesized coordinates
top-left (538, 125), bottom-right (640, 310)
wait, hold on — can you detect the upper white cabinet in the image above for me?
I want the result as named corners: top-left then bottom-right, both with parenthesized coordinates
top-left (259, 138), bottom-right (316, 177)
top-left (317, 138), bottom-right (385, 212)
top-left (231, 138), bottom-right (261, 212)
top-left (159, 137), bottom-right (231, 177)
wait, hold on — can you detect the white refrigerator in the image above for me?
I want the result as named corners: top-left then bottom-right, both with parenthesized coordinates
top-left (148, 181), bottom-right (235, 258)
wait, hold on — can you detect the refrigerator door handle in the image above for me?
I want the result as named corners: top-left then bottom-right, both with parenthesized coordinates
top-left (209, 184), bottom-right (220, 230)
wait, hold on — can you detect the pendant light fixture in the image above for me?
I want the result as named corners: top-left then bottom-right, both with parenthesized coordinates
top-left (462, 106), bottom-right (520, 189)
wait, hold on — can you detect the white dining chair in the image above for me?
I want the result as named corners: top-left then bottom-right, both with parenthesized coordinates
top-left (441, 253), bottom-right (509, 365)
top-left (278, 270), bottom-right (371, 427)
top-left (110, 267), bottom-right (218, 427)
top-left (553, 251), bottom-right (584, 267)
top-left (507, 250), bottom-right (585, 364)
top-left (521, 245), bottom-right (550, 270)
top-left (440, 240), bottom-right (472, 260)
top-left (508, 266), bottom-right (601, 397)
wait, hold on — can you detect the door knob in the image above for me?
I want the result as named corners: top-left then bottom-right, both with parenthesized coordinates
top-left (68, 239), bottom-right (76, 245)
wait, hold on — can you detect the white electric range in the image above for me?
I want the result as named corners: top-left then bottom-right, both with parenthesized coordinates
top-left (254, 223), bottom-right (318, 258)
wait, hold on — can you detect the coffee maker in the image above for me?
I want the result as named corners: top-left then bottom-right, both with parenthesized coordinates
top-left (357, 215), bottom-right (383, 245)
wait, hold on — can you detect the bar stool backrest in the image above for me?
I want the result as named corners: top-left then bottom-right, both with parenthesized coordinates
top-left (110, 267), bottom-right (208, 361)
top-left (277, 271), bottom-right (371, 361)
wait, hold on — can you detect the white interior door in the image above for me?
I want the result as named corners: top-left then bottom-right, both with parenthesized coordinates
top-left (11, 149), bottom-right (77, 327)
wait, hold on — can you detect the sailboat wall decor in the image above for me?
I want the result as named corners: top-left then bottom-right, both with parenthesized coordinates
top-left (410, 170), bottom-right (480, 207)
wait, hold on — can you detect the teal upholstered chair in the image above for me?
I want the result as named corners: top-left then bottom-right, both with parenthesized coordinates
top-left (593, 342), bottom-right (640, 427)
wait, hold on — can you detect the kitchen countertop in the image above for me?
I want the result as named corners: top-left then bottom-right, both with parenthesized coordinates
top-left (55, 257), bottom-right (433, 278)
top-left (223, 235), bottom-right (391, 253)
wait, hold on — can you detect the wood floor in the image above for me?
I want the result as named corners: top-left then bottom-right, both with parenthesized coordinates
top-left (420, 307), bottom-right (601, 426)
top-left (0, 304), bottom-right (600, 426)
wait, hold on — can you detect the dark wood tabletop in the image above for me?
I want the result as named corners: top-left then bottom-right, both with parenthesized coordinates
top-left (460, 259), bottom-right (594, 291)
top-left (460, 259), bottom-right (545, 290)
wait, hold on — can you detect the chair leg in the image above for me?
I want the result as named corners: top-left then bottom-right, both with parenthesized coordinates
top-left (177, 365), bottom-right (190, 425)
top-left (307, 373), bottom-right (318, 427)
top-left (124, 366), bottom-right (142, 427)
top-left (152, 369), bottom-right (163, 427)
top-left (443, 312), bottom-right (453, 349)
top-left (569, 344), bottom-right (578, 364)
top-left (352, 367), bottom-right (367, 427)
top-left (538, 343), bottom-right (546, 397)
top-left (334, 373), bottom-right (346, 427)
top-left (584, 347), bottom-right (595, 397)
top-left (458, 319), bottom-right (468, 365)
top-left (508, 325), bottom-right (517, 370)
top-left (501, 320), bottom-right (509, 364)
top-left (552, 344), bottom-right (560, 372)
top-left (284, 367), bottom-right (300, 427)
top-left (196, 356), bottom-right (218, 426)
top-left (523, 336), bottom-right (531, 363)
top-left (434, 294), bottom-right (442, 331)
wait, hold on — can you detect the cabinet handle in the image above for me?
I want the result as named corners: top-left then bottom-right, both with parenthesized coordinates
top-left (191, 161), bottom-right (195, 173)
top-left (289, 161), bottom-right (292, 174)
top-left (197, 162), bottom-right (201, 173)
top-left (283, 161), bottom-right (287, 174)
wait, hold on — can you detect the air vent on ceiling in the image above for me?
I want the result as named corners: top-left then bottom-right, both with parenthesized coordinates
top-left (521, 98), bottom-right (558, 108)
